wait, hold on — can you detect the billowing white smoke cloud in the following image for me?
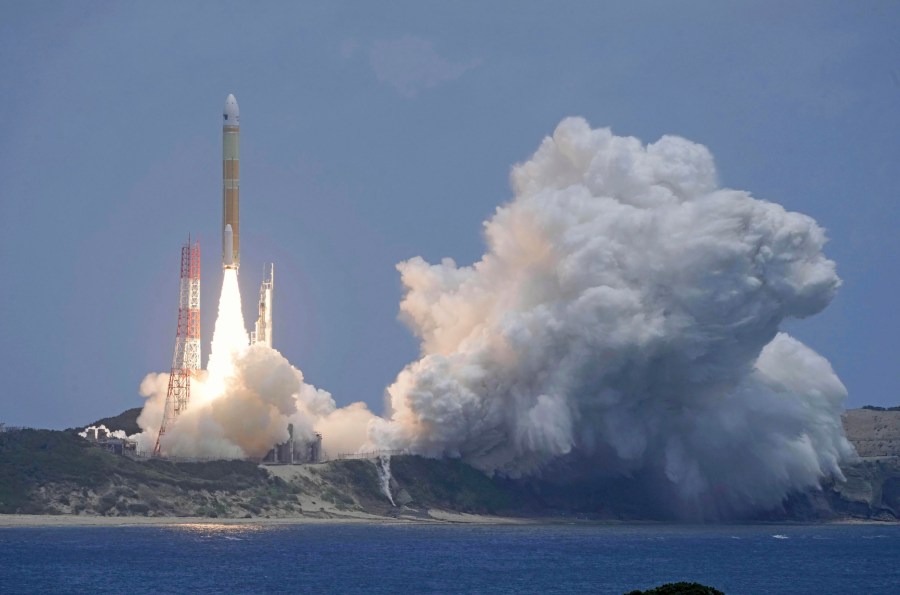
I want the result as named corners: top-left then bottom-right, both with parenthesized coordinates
top-left (133, 270), bottom-right (376, 459)
top-left (369, 118), bottom-right (855, 513)
top-left (135, 345), bottom-right (376, 460)
top-left (79, 425), bottom-right (127, 440)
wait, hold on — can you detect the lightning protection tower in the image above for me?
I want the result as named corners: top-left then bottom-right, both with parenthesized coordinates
top-left (153, 238), bottom-right (201, 456)
top-left (251, 264), bottom-right (274, 348)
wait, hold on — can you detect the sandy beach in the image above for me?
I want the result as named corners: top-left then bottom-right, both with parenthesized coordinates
top-left (0, 510), bottom-right (532, 528)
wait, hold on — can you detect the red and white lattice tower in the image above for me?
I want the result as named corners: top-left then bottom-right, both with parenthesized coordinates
top-left (153, 238), bottom-right (201, 456)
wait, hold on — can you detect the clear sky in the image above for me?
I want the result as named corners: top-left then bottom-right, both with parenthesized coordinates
top-left (2, 1), bottom-right (898, 428)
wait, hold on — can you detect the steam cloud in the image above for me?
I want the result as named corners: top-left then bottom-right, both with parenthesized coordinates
top-left (79, 425), bottom-right (128, 441)
top-left (133, 269), bottom-right (375, 460)
top-left (369, 118), bottom-right (855, 513)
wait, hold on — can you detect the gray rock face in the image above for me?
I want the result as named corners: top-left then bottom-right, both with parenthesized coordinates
top-left (842, 409), bottom-right (900, 458)
top-left (825, 458), bottom-right (900, 520)
top-left (804, 409), bottom-right (900, 521)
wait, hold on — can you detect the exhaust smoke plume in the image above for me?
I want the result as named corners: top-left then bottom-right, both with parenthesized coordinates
top-left (378, 455), bottom-right (395, 506)
top-left (132, 116), bottom-right (852, 516)
top-left (133, 269), bottom-right (375, 459)
top-left (369, 118), bottom-right (854, 513)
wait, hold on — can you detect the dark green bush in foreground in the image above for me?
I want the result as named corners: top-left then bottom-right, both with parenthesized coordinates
top-left (625, 582), bottom-right (724, 595)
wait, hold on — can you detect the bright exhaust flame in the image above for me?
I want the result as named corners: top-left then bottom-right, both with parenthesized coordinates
top-left (202, 268), bottom-right (249, 403)
top-left (133, 268), bottom-right (376, 460)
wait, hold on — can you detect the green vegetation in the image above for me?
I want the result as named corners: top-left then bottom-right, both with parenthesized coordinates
top-left (318, 459), bottom-right (384, 509)
top-left (308, 456), bottom-right (520, 514)
top-left (0, 429), bottom-right (108, 513)
top-left (0, 428), bottom-right (274, 515)
top-left (624, 582), bottom-right (724, 595)
top-left (3, 424), bottom-right (893, 522)
top-left (390, 455), bottom-right (514, 514)
top-left (862, 405), bottom-right (900, 412)
top-left (85, 407), bottom-right (143, 435)
top-left (0, 429), bottom-right (648, 518)
top-left (322, 486), bottom-right (355, 509)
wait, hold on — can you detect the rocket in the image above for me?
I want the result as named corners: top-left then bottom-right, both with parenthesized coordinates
top-left (223, 224), bottom-right (235, 268)
top-left (222, 94), bottom-right (240, 270)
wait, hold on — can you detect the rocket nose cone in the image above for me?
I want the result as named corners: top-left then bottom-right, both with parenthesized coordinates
top-left (223, 94), bottom-right (240, 125)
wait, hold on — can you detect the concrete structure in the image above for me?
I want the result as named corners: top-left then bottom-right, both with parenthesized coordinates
top-left (223, 94), bottom-right (240, 270)
top-left (99, 437), bottom-right (137, 455)
top-left (80, 425), bottom-right (137, 455)
top-left (262, 425), bottom-right (323, 464)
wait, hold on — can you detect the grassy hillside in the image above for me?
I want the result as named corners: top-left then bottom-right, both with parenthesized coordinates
top-left (85, 407), bottom-right (142, 435)
top-left (4, 417), bottom-right (900, 521)
top-left (0, 429), bottom-right (281, 515)
top-left (389, 455), bottom-right (518, 514)
top-left (0, 429), bottom-right (528, 519)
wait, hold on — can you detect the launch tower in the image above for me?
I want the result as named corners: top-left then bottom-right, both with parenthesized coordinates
top-left (251, 264), bottom-right (274, 347)
top-left (153, 238), bottom-right (201, 456)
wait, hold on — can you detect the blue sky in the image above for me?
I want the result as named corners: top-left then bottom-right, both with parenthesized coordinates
top-left (1, 1), bottom-right (898, 428)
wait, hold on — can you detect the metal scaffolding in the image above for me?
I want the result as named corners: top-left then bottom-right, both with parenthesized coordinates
top-left (153, 238), bottom-right (201, 456)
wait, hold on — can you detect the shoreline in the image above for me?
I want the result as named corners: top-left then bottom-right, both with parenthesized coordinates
top-left (2, 513), bottom-right (897, 529)
top-left (0, 511), bottom-right (532, 528)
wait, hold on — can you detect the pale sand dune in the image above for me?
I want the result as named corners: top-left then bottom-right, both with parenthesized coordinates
top-left (0, 510), bottom-right (532, 528)
top-left (423, 510), bottom-right (528, 524)
top-left (0, 514), bottom-right (399, 528)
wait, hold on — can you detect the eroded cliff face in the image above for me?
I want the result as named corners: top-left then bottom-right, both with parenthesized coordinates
top-left (762, 410), bottom-right (900, 521)
top-left (824, 458), bottom-right (900, 520)
top-left (842, 409), bottom-right (900, 458)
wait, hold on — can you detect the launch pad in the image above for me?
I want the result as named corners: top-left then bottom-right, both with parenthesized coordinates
top-left (152, 94), bottom-right (288, 459)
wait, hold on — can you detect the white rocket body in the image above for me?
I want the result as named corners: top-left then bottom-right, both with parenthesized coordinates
top-left (223, 224), bottom-right (235, 269)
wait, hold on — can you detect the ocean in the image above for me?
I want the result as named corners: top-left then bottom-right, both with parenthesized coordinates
top-left (1, 522), bottom-right (898, 594)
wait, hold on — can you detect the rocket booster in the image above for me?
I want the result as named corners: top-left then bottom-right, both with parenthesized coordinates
top-left (223, 224), bottom-right (235, 268)
top-left (223, 94), bottom-right (240, 269)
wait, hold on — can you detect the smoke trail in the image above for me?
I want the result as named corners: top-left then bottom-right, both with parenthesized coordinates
top-left (370, 118), bottom-right (855, 514)
top-left (377, 455), bottom-right (395, 506)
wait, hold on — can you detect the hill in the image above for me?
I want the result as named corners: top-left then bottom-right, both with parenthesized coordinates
top-left (3, 407), bottom-right (900, 522)
top-left (85, 408), bottom-right (142, 436)
top-left (0, 429), bottom-right (273, 516)
top-left (0, 428), bottom-right (525, 519)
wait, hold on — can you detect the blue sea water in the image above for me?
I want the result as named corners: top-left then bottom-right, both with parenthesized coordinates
top-left (1, 523), bottom-right (899, 594)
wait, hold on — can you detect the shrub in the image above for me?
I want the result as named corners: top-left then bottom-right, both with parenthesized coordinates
top-left (624, 582), bottom-right (724, 595)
